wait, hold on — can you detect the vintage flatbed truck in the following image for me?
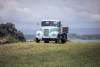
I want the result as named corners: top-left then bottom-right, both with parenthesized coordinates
top-left (36, 19), bottom-right (68, 43)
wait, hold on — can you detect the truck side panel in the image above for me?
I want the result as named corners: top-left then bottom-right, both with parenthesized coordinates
top-left (63, 27), bottom-right (68, 33)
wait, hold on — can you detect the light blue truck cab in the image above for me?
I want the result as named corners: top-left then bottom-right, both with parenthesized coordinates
top-left (36, 19), bottom-right (68, 43)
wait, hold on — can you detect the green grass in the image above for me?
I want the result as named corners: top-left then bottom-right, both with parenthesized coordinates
top-left (0, 41), bottom-right (100, 67)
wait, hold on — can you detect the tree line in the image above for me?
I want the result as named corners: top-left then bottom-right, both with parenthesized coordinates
top-left (24, 33), bottom-right (100, 41)
top-left (0, 22), bottom-right (26, 44)
top-left (68, 33), bottom-right (100, 40)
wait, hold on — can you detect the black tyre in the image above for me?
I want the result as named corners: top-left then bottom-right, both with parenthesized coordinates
top-left (36, 38), bottom-right (40, 43)
top-left (66, 34), bottom-right (67, 42)
top-left (44, 41), bottom-right (49, 43)
top-left (61, 34), bottom-right (67, 43)
top-left (61, 39), bottom-right (64, 43)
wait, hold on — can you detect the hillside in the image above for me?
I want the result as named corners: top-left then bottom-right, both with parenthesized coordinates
top-left (21, 28), bottom-right (100, 35)
top-left (24, 34), bottom-right (36, 40)
top-left (24, 34), bottom-right (100, 41)
top-left (0, 42), bottom-right (100, 67)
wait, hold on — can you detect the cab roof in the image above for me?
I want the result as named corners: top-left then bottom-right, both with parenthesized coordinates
top-left (42, 19), bottom-right (60, 22)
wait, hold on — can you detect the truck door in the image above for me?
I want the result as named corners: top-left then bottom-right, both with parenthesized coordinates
top-left (58, 22), bottom-right (61, 34)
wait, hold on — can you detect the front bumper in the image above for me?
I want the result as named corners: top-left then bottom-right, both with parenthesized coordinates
top-left (36, 38), bottom-right (56, 41)
top-left (42, 38), bottom-right (56, 41)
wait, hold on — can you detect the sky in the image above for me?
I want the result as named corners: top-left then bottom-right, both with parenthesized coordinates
top-left (0, 0), bottom-right (100, 34)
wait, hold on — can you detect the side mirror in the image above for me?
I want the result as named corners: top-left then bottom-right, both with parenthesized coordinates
top-left (57, 23), bottom-right (60, 27)
top-left (37, 23), bottom-right (39, 25)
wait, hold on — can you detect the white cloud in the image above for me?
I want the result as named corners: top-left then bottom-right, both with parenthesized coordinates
top-left (91, 14), bottom-right (100, 22)
top-left (0, 0), bottom-right (100, 29)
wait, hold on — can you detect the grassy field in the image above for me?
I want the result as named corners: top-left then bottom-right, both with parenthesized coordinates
top-left (0, 41), bottom-right (100, 67)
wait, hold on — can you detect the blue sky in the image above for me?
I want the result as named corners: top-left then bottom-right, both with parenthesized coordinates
top-left (0, 0), bottom-right (100, 34)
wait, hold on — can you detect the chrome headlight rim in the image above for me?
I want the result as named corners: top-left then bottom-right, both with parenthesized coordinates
top-left (37, 33), bottom-right (40, 36)
top-left (52, 33), bottom-right (56, 36)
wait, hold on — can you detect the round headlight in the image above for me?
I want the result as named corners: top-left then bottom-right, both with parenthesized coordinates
top-left (37, 33), bottom-right (40, 36)
top-left (52, 33), bottom-right (56, 36)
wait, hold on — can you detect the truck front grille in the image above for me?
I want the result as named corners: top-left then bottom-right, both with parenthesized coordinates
top-left (44, 29), bottom-right (49, 36)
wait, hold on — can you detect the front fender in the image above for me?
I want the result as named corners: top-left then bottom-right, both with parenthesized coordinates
top-left (36, 31), bottom-right (43, 39)
top-left (50, 31), bottom-right (59, 38)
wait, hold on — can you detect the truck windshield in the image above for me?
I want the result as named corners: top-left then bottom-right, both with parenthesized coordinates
top-left (41, 21), bottom-right (58, 26)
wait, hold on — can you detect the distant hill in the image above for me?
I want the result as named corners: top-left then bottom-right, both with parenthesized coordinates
top-left (24, 35), bottom-right (36, 41)
top-left (21, 28), bottom-right (100, 35)
top-left (67, 33), bottom-right (100, 40)
top-left (24, 34), bottom-right (100, 41)
top-left (69, 28), bottom-right (100, 35)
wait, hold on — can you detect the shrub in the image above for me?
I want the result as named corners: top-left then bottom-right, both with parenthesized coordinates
top-left (4, 35), bottom-right (18, 44)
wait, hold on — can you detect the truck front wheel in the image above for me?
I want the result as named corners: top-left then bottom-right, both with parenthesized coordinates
top-left (36, 38), bottom-right (40, 43)
top-left (55, 36), bottom-right (60, 43)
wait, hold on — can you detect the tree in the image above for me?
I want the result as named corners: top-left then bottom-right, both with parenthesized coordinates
top-left (0, 23), bottom-right (7, 37)
top-left (15, 31), bottom-right (26, 42)
top-left (0, 22), bottom-right (26, 44)
top-left (6, 22), bottom-right (17, 36)
top-left (0, 23), bottom-right (17, 38)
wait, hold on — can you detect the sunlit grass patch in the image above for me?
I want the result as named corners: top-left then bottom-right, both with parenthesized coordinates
top-left (0, 42), bottom-right (100, 67)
